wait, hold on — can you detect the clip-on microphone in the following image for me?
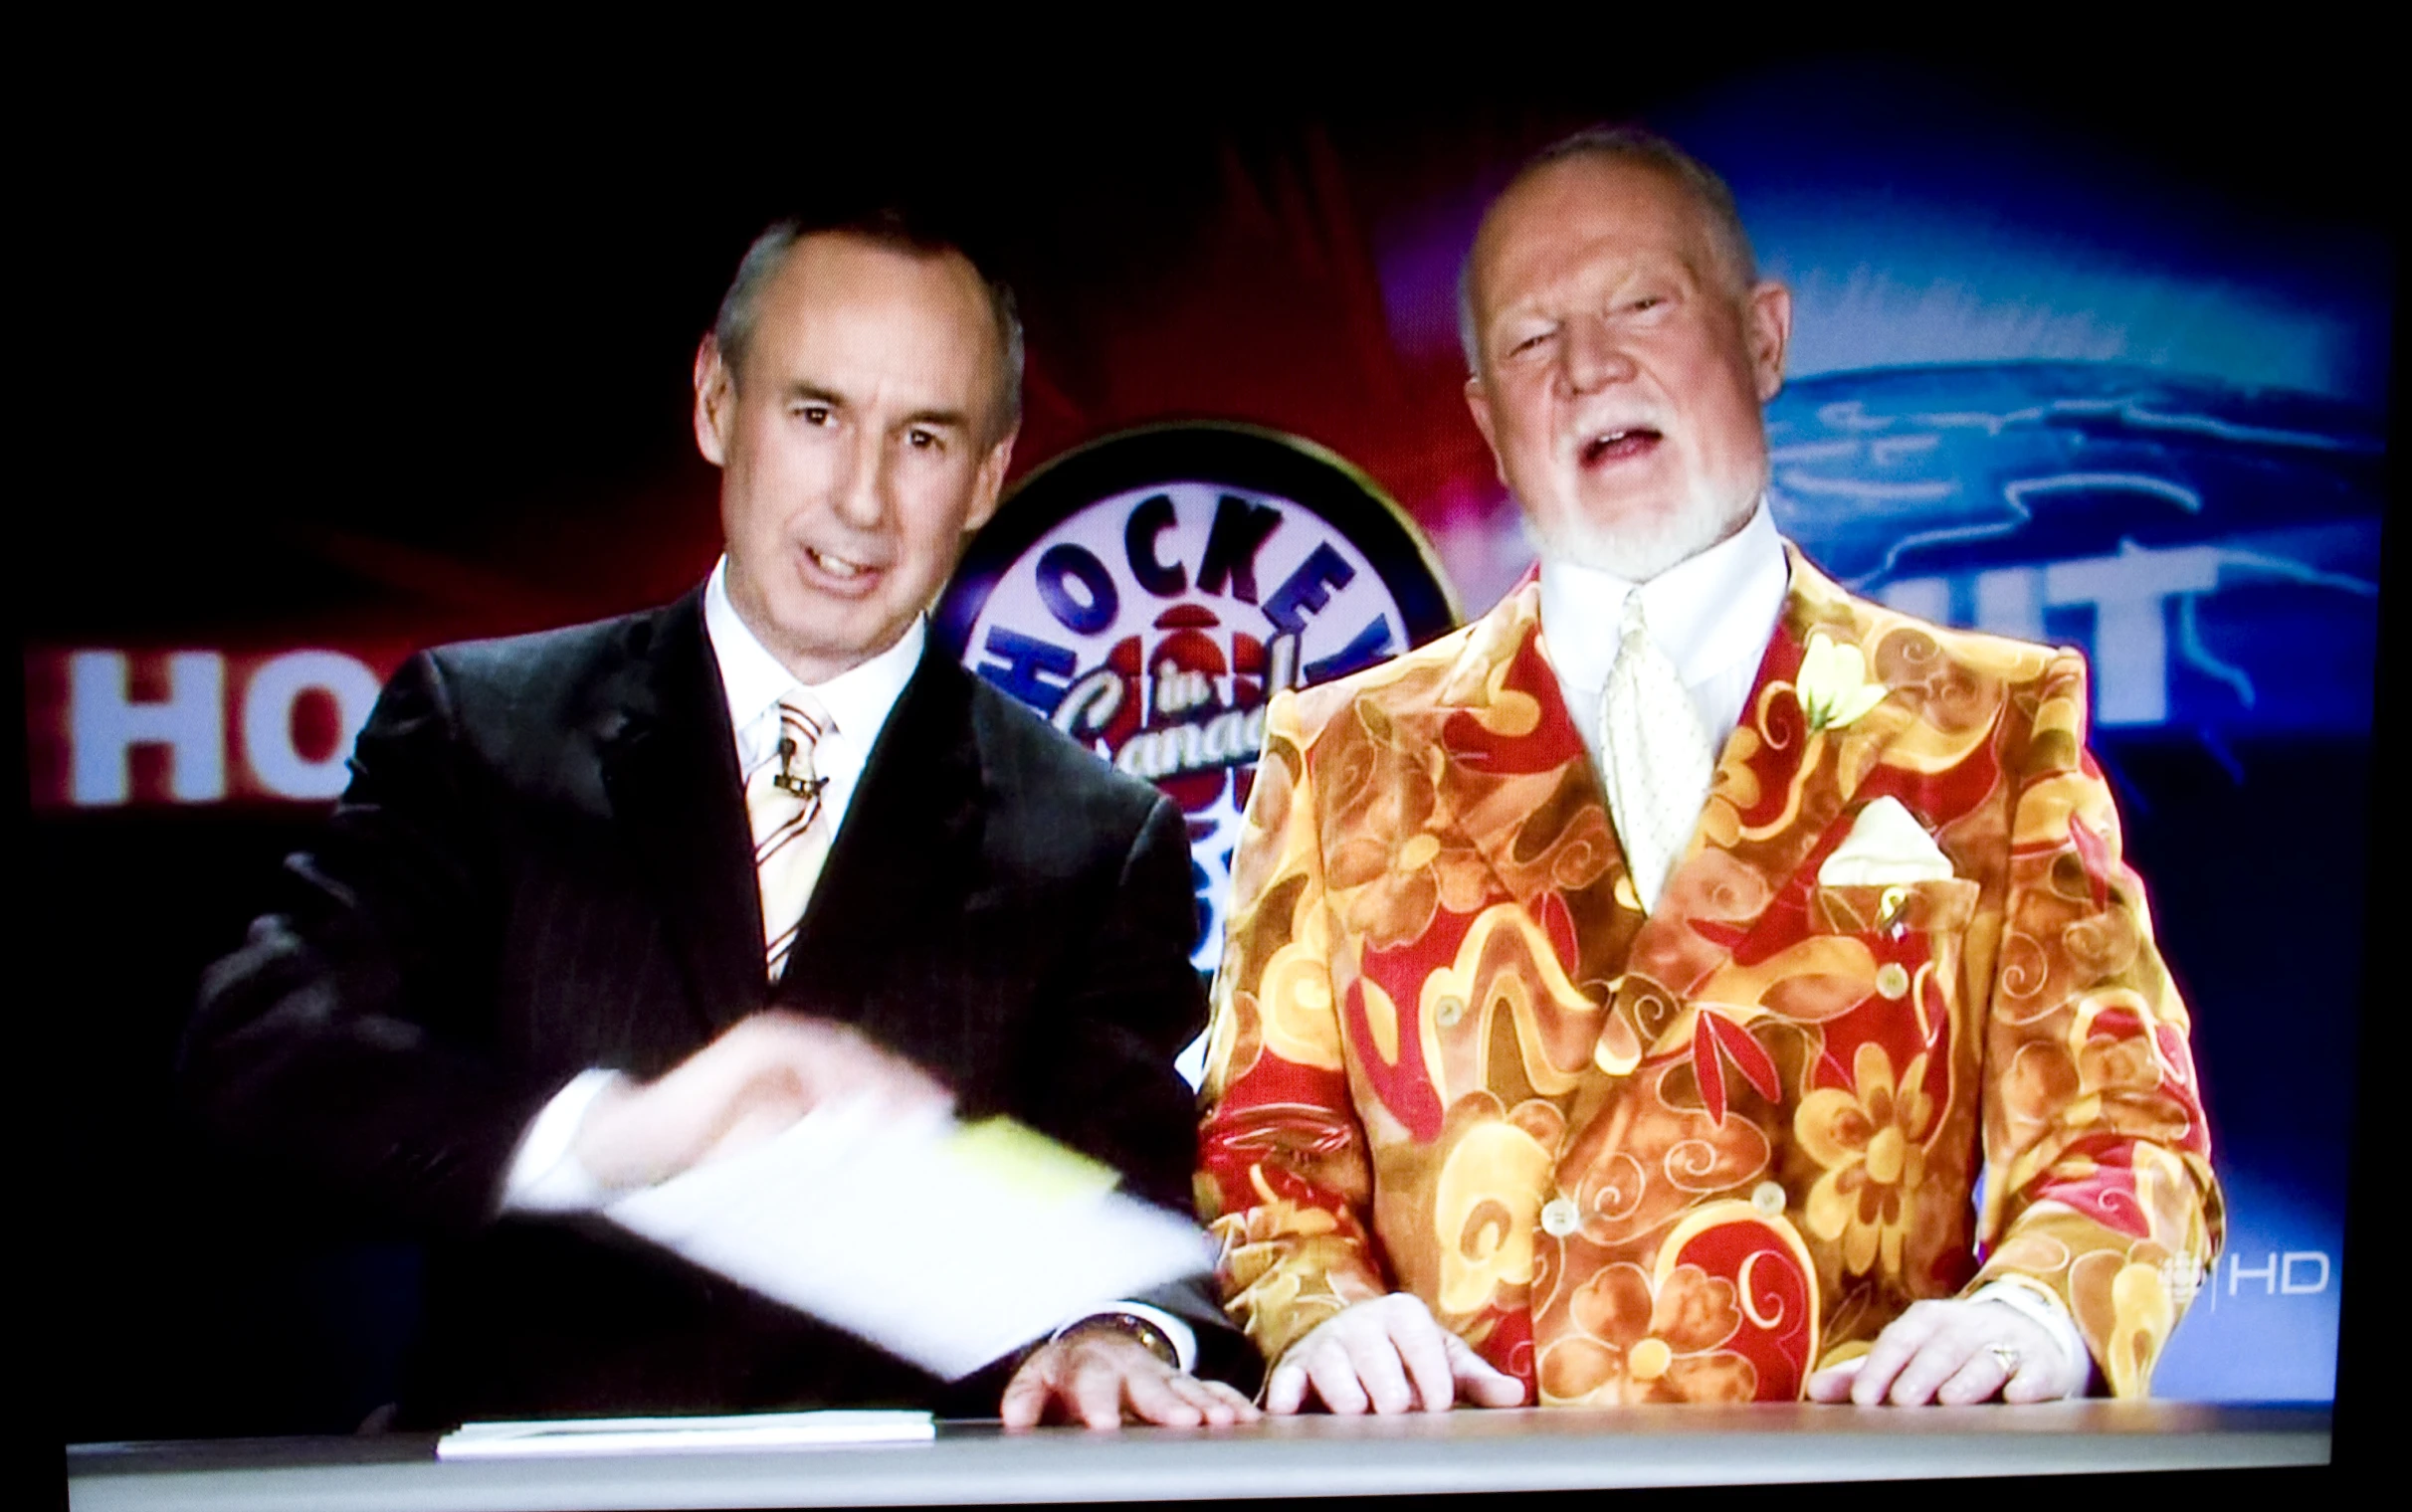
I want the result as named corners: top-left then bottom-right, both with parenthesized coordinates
top-left (773, 736), bottom-right (829, 800)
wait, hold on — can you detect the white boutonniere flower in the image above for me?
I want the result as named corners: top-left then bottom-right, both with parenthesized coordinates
top-left (1797, 631), bottom-right (1889, 733)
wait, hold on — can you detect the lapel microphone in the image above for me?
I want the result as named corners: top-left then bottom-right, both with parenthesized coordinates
top-left (772, 735), bottom-right (829, 800)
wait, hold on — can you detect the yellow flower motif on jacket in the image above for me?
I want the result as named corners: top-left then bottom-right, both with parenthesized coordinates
top-left (2105, 1254), bottom-right (2178, 1398)
top-left (1321, 731), bottom-right (1487, 950)
top-left (1797, 1042), bottom-right (1934, 1276)
top-left (1539, 1261), bottom-right (1756, 1404)
top-left (1797, 631), bottom-right (1890, 733)
top-left (1214, 1188), bottom-right (1388, 1361)
top-left (1434, 1117), bottom-right (1554, 1315)
top-left (1332, 829), bottom-right (1487, 944)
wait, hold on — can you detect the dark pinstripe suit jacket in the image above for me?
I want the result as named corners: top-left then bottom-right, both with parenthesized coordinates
top-left (184, 588), bottom-right (1246, 1424)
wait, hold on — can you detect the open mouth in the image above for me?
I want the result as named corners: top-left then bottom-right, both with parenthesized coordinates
top-left (1581, 427), bottom-right (1663, 467)
top-left (801, 545), bottom-right (888, 590)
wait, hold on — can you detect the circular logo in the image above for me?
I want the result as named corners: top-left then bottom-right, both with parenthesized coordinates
top-left (937, 423), bottom-right (1459, 974)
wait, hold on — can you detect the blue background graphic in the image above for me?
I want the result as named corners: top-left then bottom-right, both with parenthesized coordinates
top-left (1648, 68), bottom-right (2382, 1400)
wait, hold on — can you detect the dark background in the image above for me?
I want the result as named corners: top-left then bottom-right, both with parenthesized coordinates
top-left (19, 40), bottom-right (2396, 1450)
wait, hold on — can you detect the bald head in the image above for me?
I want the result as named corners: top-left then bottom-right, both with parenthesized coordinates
top-left (1456, 130), bottom-right (1792, 582)
top-left (1460, 127), bottom-right (1758, 376)
top-left (713, 213), bottom-right (1025, 446)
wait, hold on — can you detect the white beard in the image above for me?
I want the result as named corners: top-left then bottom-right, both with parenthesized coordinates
top-left (1529, 484), bottom-right (1758, 583)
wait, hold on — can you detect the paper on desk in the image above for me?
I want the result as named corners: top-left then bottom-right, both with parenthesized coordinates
top-left (437, 1410), bottom-right (933, 1459)
top-left (603, 1097), bottom-right (1213, 1381)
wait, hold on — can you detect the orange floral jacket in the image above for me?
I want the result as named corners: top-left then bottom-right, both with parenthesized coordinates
top-left (1197, 549), bottom-right (2220, 1403)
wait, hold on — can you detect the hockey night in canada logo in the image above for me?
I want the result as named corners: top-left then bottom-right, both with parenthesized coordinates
top-left (937, 425), bottom-right (1457, 977)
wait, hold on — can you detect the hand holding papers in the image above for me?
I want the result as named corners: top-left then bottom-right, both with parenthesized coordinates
top-left (572, 1014), bottom-right (953, 1192)
top-left (602, 1095), bottom-right (1214, 1381)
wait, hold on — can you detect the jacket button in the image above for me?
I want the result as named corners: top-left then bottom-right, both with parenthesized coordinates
top-left (1876, 963), bottom-right (1910, 999)
top-left (1541, 1197), bottom-right (1580, 1237)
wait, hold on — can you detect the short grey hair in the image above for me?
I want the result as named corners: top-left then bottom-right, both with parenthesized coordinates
top-left (1458, 125), bottom-right (1758, 374)
top-left (710, 211), bottom-right (1025, 440)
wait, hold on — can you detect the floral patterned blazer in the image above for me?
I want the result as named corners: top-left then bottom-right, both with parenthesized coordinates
top-left (1197, 546), bottom-right (2220, 1403)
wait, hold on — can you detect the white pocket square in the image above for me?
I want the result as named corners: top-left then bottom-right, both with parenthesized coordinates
top-left (1818, 796), bottom-right (1956, 886)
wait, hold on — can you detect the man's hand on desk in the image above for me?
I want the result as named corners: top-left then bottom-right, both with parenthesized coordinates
top-left (1805, 1298), bottom-right (2083, 1406)
top-left (573, 1012), bottom-right (951, 1190)
top-left (1000, 1326), bottom-right (1261, 1430)
top-left (1265, 1294), bottom-right (1527, 1415)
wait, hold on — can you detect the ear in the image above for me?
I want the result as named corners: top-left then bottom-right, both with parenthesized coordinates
top-left (1745, 281), bottom-right (1793, 402)
top-left (1464, 375), bottom-right (1508, 487)
top-left (966, 425), bottom-right (1019, 533)
top-left (693, 335), bottom-right (734, 467)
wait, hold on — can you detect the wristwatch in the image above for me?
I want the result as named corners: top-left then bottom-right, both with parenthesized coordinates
top-left (1056, 1310), bottom-right (1180, 1368)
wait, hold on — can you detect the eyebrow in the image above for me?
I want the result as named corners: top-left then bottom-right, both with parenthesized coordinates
top-left (781, 384), bottom-right (971, 431)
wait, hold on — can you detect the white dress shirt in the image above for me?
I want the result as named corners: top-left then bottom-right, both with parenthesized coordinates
top-left (1533, 500), bottom-right (2090, 1390)
top-left (504, 557), bottom-right (921, 1214)
top-left (702, 554), bottom-right (922, 860)
top-left (1536, 500), bottom-right (1791, 777)
top-left (503, 560), bottom-right (1197, 1369)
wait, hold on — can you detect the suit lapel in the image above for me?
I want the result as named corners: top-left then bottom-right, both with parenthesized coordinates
top-left (1422, 579), bottom-right (1607, 916)
top-left (596, 591), bottom-right (766, 1037)
top-left (1419, 553), bottom-right (1908, 1082)
top-left (1625, 548), bottom-right (1906, 1024)
top-left (1413, 580), bottom-right (1639, 1028)
top-left (774, 643), bottom-right (985, 1022)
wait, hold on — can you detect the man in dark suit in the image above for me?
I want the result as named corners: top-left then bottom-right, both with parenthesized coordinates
top-left (184, 211), bottom-right (1260, 1430)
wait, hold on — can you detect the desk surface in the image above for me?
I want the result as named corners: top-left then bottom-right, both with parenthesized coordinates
top-left (67, 1403), bottom-right (2328, 1510)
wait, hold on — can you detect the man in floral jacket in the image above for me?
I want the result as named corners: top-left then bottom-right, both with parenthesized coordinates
top-left (1195, 128), bottom-right (2221, 1414)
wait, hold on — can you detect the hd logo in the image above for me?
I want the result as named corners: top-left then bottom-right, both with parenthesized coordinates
top-left (937, 425), bottom-right (1458, 977)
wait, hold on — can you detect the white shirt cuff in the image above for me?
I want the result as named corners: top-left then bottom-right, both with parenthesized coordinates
top-left (499, 1069), bottom-right (629, 1215)
top-left (1971, 1278), bottom-right (2096, 1395)
top-left (1050, 1301), bottom-right (1198, 1375)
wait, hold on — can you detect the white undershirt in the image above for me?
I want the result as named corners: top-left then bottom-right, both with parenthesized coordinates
top-left (505, 556), bottom-right (919, 1215)
top-left (701, 554), bottom-right (921, 861)
top-left (1535, 499), bottom-right (1790, 778)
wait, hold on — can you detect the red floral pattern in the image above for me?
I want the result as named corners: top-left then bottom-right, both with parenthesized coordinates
top-left (1197, 550), bottom-right (2221, 1400)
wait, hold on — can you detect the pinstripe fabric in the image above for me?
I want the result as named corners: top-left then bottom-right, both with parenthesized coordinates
top-left (185, 588), bottom-right (1248, 1420)
top-left (748, 693), bottom-right (833, 979)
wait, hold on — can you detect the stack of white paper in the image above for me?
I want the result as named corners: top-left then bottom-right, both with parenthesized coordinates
top-left (437, 1410), bottom-right (932, 1459)
top-left (603, 1098), bottom-right (1212, 1380)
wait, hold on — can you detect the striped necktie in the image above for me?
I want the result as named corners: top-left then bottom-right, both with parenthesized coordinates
top-left (747, 693), bottom-right (834, 980)
top-left (1597, 594), bottom-right (1715, 915)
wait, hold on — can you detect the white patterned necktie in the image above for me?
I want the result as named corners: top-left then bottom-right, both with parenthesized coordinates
top-left (747, 693), bottom-right (834, 980)
top-left (1598, 594), bottom-right (1715, 915)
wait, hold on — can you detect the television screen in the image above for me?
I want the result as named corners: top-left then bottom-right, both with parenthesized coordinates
top-left (30, 47), bottom-right (2383, 1484)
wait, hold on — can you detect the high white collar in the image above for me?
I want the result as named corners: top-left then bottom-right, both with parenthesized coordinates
top-left (702, 555), bottom-right (923, 759)
top-left (1535, 500), bottom-right (1789, 698)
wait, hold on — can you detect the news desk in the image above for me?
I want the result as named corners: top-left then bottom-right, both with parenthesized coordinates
top-left (68, 1402), bottom-right (2326, 1509)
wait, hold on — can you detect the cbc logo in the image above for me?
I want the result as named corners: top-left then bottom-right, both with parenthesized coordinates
top-left (940, 426), bottom-right (1457, 977)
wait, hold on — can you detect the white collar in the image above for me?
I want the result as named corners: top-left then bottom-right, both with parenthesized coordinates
top-left (1536, 501), bottom-right (1789, 695)
top-left (702, 555), bottom-right (923, 756)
